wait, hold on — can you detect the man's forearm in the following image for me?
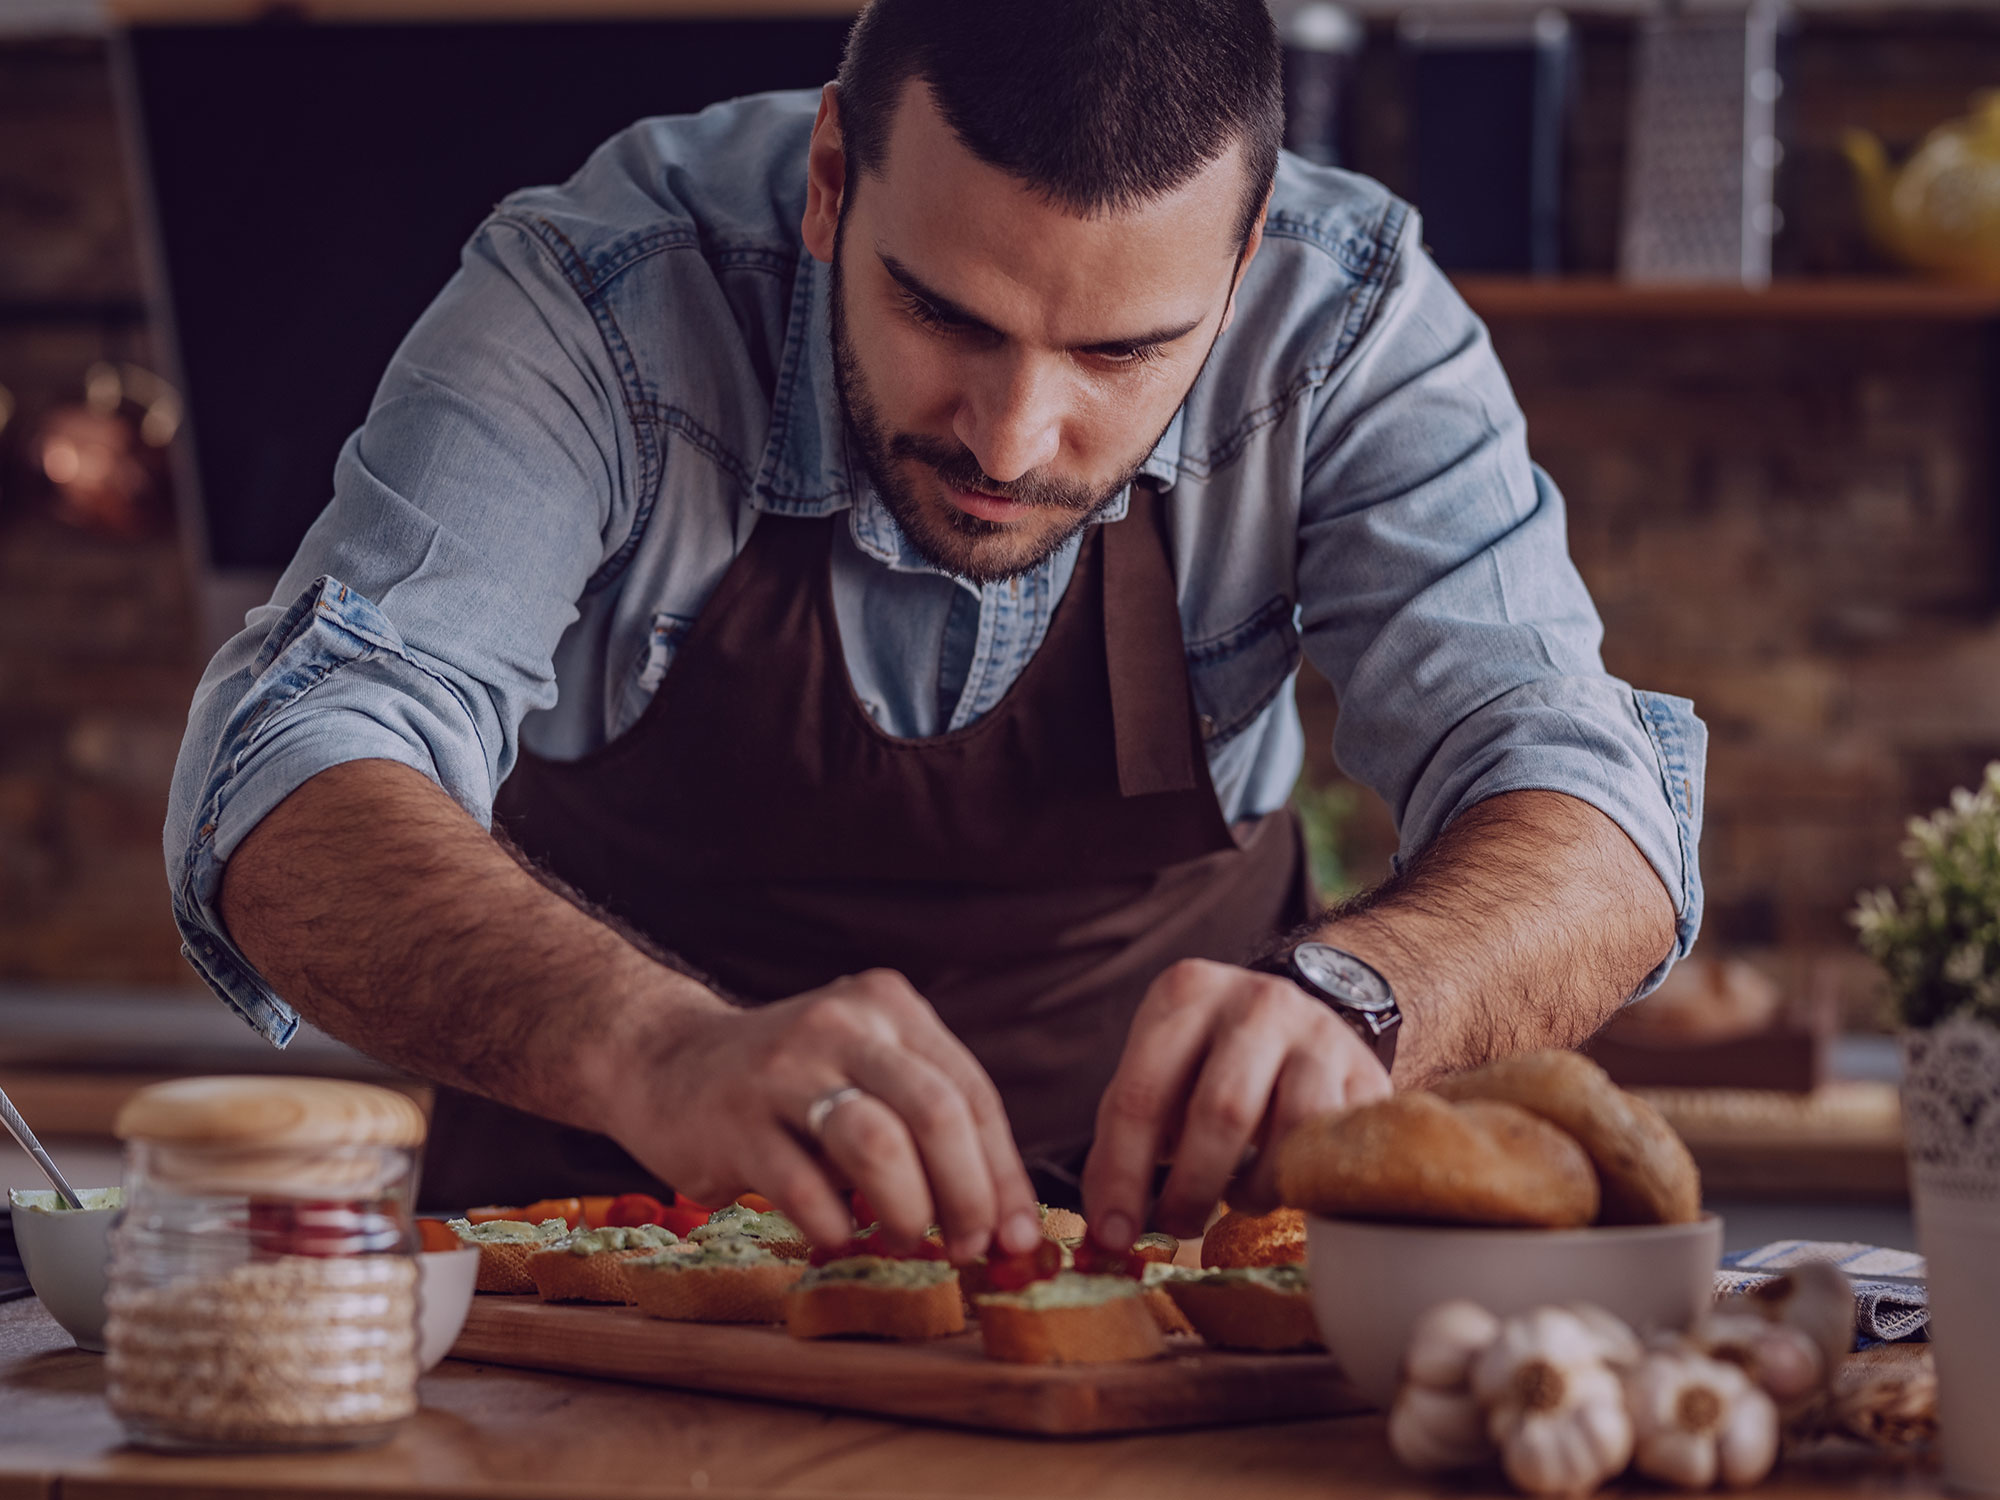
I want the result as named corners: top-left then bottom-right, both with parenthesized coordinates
top-left (216, 758), bottom-right (730, 1135)
top-left (1313, 789), bottom-right (1677, 1086)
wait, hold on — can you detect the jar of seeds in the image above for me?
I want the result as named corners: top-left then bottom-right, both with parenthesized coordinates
top-left (105, 1076), bottom-right (426, 1451)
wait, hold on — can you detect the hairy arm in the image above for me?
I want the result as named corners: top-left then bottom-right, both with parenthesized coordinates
top-left (217, 758), bottom-right (1042, 1257)
top-left (218, 758), bottom-right (724, 1130)
top-left (1315, 787), bottom-right (1677, 1086)
top-left (1082, 787), bottom-right (1676, 1240)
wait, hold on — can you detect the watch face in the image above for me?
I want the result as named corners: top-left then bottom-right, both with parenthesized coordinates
top-left (1294, 943), bottom-right (1396, 1013)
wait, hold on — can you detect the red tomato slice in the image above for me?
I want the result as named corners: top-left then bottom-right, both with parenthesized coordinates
top-left (603, 1192), bottom-right (667, 1229)
top-left (961, 1238), bottom-right (1062, 1295)
top-left (521, 1197), bottom-right (586, 1229)
top-left (416, 1218), bottom-right (463, 1253)
top-left (579, 1195), bottom-right (616, 1229)
top-left (464, 1205), bottom-right (531, 1224)
top-left (735, 1192), bottom-right (777, 1214)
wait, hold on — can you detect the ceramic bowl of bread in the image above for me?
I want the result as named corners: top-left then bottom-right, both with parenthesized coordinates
top-left (1274, 1050), bottom-right (1720, 1407)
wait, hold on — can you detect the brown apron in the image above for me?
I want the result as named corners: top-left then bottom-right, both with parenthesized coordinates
top-left (421, 486), bottom-right (1310, 1209)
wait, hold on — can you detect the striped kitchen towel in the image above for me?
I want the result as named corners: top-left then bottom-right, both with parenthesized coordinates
top-left (1715, 1241), bottom-right (1928, 1344)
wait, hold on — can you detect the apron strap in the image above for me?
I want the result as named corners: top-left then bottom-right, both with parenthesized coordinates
top-left (1102, 484), bottom-right (1202, 797)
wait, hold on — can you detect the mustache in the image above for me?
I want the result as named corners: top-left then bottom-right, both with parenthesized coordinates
top-left (889, 432), bottom-right (1101, 514)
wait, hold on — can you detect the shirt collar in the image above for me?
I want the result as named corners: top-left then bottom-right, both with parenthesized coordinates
top-left (753, 247), bottom-right (1183, 572)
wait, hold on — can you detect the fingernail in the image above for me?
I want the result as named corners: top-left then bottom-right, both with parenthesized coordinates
top-left (1097, 1212), bottom-right (1135, 1250)
top-left (998, 1211), bottom-right (1041, 1255)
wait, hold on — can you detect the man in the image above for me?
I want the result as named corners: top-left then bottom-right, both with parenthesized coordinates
top-left (167, 0), bottom-right (1704, 1263)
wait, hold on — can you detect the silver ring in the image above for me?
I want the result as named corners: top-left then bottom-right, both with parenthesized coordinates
top-left (805, 1085), bottom-right (868, 1140)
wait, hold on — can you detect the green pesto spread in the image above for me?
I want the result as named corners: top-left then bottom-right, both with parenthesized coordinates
top-left (688, 1203), bottom-right (801, 1245)
top-left (8, 1187), bottom-right (122, 1214)
top-left (1132, 1232), bottom-right (1177, 1254)
top-left (446, 1216), bottom-right (569, 1245)
top-left (1140, 1261), bottom-right (1202, 1287)
top-left (795, 1256), bottom-right (957, 1292)
top-left (561, 1224), bottom-right (680, 1256)
top-left (976, 1272), bottom-right (1141, 1311)
top-left (1197, 1264), bottom-right (1310, 1294)
top-left (634, 1235), bottom-right (783, 1270)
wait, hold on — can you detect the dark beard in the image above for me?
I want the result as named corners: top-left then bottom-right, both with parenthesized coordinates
top-left (827, 218), bottom-right (1164, 585)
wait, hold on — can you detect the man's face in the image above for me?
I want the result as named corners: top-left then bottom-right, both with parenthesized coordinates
top-left (811, 81), bottom-right (1259, 584)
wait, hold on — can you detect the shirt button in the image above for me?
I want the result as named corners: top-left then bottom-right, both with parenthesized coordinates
top-left (1199, 714), bottom-right (1217, 740)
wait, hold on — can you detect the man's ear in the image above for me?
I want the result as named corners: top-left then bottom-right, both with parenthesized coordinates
top-left (1219, 184), bottom-right (1274, 335)
top-left (802, 83), bottom-right (846, 265)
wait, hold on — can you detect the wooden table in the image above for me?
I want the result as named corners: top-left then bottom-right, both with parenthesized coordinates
top-left (0, 1300), bottom-right (1942, 1500)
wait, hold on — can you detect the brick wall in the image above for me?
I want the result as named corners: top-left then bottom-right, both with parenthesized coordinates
top-left (0, 37), bottom-right (203, 987)
top-left (2, 21), bottom-right (1998, 1014)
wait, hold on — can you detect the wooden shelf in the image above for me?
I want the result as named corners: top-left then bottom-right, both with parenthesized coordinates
top-left (1456, 275), bottom-right (2000, 322)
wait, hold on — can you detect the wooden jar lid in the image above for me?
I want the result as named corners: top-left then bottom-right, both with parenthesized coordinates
top-left (115, 1076), bottom-right (426, 1150)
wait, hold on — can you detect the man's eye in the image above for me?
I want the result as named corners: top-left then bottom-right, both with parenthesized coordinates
top-left (1091, 344), bottom-right (1163, 368)
top-left (899, 290), bottom-right (961, 332)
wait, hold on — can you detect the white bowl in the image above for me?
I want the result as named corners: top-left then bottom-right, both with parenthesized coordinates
top-left (1307, 1213), bottom-right (1723, 1407)
top-left (9, 1187), bottom-right (123, 1352)
top-left (417, 1244), bottom-right (481, 1371)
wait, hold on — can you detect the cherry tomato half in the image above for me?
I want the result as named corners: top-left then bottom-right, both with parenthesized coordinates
top-left (960, 1238), bottom-right (1062, 1296)
top-left (464, 1205), bottom-right (531, 1225)
top-left (521, 1197), bottom-right (586, 1229)
top-left (1071, 1237), bottom-right (1145, 1279)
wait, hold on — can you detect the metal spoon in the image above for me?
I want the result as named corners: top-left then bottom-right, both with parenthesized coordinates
top-left (0, 1082), bottom-right (84, 1210)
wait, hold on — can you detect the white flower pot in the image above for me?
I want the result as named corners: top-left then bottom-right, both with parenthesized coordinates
top-left (1903, 1014), bottom-right (2000, 1496)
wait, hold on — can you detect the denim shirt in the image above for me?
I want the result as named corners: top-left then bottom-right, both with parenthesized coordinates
top-left (166, 90), bottom-right (1706, 1047)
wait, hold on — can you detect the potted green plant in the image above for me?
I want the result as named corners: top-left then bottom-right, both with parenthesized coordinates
top-left (1854, 764), bottom-right (2000, 1496)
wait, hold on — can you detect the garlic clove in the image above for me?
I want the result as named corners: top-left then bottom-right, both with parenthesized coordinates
top-left (1405, 1299), bottom-right (1503, 1390)
top-left (1716, 1387), bottom-right (1780, 1487)
top-left (1472, 1306), bottom-right (1611, 1407)
top-left (1639, 1426), bottom-right (1722, 1491)
top-left (1566, 1302), bottom-right (1643, 1368)
top-left (1697, 1314), bottom-right (1824, 1404)
top-left (1389, 1383), bottom-right (1494, 1472)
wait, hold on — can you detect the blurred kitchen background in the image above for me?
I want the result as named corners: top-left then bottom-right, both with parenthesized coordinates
top-left (5, 0), bottom-right (1999, 1249)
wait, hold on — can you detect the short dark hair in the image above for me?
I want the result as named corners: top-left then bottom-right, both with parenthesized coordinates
top-left (835, 0), bottom-right (1283, 249)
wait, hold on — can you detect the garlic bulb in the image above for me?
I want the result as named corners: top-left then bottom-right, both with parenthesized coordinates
top-left (1625, 1348), bottom-right (1780, 1490)
top-left (1405, 1299), bottom-right (1503, 1390)
top-left (1389, 1383), bottom-right (1495, 1472)
top-left (1473, 1308), bottom-right (1635, 1496)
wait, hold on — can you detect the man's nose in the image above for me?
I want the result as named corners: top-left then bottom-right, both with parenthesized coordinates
top-left (953, 351), bottom-right (1062, 485)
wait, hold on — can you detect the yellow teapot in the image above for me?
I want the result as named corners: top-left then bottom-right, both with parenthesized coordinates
top-left (1844, 91), bottom-right (2000, 284)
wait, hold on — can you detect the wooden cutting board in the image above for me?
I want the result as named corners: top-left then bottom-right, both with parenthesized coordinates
top-left (449, 1298), bottom-right (1370, 1435)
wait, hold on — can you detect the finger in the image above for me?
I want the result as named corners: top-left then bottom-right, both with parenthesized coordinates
top-left (1079, 963), bottom-right (1225, 1248)
top-left (744, 1124), bottom-right (854, 1250)
top-left (852, 972), bottom-right (1041, 1256)
top-left (845, 1044), bottom-right (996, 1260)
top-left (1229, 1047), bottom-right (1344, 1214)
top-left (813, 1091), bottom-right (935, 1246)
top-left (1151, 1010), bottom-right (1293, 1236)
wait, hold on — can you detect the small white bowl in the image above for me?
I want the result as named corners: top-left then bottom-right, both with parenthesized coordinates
top-left (1307, 1213), bottom-right (1723, 1407)
top-left (416, 1244), bottom-right (481, 1371)
top-left (9, 1187), bottom-right (124, 1352)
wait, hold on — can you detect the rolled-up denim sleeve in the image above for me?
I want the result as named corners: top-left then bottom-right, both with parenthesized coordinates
top-left (1297, 222), bottom-right (1705, 994)
top-left (165, 217), bottom-right (637, 1042)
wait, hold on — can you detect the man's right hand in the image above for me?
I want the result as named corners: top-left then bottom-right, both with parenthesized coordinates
top-left (608, 968), bottom-right (1045, 1264)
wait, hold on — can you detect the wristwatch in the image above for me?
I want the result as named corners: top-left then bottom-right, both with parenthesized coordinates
top-left (1255, 942), bottom-right (1401, 1071)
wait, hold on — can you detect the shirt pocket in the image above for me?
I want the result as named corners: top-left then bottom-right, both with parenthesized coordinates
top-left (613, 610), bottom-right (699, 734)
top-left (1185, 594), bottom-right (1301, 749)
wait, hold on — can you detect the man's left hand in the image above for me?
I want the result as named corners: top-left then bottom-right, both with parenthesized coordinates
top-left (1079, 957), bottom-right (1393, 1244)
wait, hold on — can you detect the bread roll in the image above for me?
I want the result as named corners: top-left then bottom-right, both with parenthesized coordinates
top-left (1200, 1207), bottom-right (1306, 1269)
top-left (1274, 1093), bottom-right (1599, 1228)
top-left (1434, 1050), bottom-right (1701, 1224)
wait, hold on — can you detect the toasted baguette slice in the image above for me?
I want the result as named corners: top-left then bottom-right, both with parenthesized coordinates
top-left (1039, 1205), bottom-right (1088, 1242)
top-left (1143, 1288), bottom-right (1196, 1336)
top-left (687, 1204), bottom-right (811, 1261)
top-left (976, 1274), bottom-right (1166, 1365)
top-left (625, 1257), bottom-right (802, 1323)
top-left (527, 1246), bottom-right (650, 1303)
top-left (447, 1216), bottom-right (570, 1295)
top-left (1165, 1268), bottom-right (1323, 1352)
top-left (786, 1259), bottom-right (965, 1341)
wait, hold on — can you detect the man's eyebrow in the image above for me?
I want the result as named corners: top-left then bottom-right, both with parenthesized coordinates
top-left (879, 253), bottom-right (1205, 354)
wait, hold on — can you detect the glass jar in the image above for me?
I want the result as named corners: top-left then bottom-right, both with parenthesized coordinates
top-left (104, 1076), bottom-right (426, 1452)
